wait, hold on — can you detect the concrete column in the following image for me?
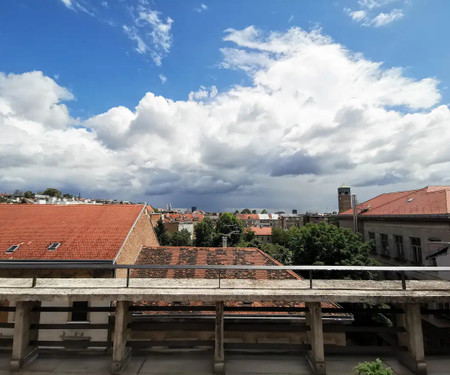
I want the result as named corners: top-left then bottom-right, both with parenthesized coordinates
top-left (10, 301), bottom-right (41, 371)
top-left (214, 301), bottom-right (225, 374)
top-left (111, 301), bottom-right (131, 375)
top-left (305, 302), bottom-right (326, 375)
top-left (398, 303), bottom-right (427, 375)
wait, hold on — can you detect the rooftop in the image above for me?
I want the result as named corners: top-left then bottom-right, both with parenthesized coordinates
top-left (0, 204), bottom-right (146, 260)
top-left (339, 185), bottom-right (450, 217)
top-left (132, 246), bottom-right (300, 280)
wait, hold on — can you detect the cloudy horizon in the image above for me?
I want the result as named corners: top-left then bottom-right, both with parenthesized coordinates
top-left (1, 1), bottom-right (449, 212)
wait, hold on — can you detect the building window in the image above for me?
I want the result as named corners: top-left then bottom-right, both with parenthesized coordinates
top-left (411, 237), bottom-right (422, 264)
top-left (368, 232), bottom-right (376, 253)
top-left (380, 234), bottom-right (389, 257)
top-left (394, 235), bottom-right (404, 260)
top-left (71, 301), bottom-right (89, 322)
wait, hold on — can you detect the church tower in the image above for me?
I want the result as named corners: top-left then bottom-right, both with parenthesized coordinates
top-left (338, 185), bottom-right (352, 213)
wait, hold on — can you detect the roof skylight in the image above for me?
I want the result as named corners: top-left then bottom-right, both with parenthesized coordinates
top-left (6, 245), bottom-right (19, 254)
top-left (47, 242), bottom-right (61, 251)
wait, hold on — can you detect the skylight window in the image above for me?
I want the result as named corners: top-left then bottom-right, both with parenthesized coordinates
top-left (407, 198), bottom-right (414, 202)
top-left (47, 242), bottom-right (61, 251)
top-left (6, 245), bottom-right (19, 254)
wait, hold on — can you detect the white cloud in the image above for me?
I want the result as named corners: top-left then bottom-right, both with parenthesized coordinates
top-left (58, 1), bottom-right (173, 66)
top-left (349, 10), bottom-right (367, 22)
top-left (1, 27), bottom-right (448, 210)
top-left (371, 8), bottom-right (404, 27)
top-left (159, 74), bottom-right (167, 84)
top-left (347, 0), bottom-right (406, 27)
top-left (195, 4), bottom-right (208, 13)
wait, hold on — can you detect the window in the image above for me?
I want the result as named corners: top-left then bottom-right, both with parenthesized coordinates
top-left (47, 242), bottom-right (61, 251)
top-left (380, 234), bottom-right (389, 257)
top-left (368, 232), bottom-right (376, 253)
top-left (394, 235), bottom-right (405, 260)
top-left (71, 301), bottom-right (89, 322)
top-left (411, 237), bottom-right (422, 264)
top-left (6, 245), bottom-right (19, 254)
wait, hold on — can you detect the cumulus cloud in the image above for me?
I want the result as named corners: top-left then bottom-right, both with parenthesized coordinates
top-left (195, 4), bottom-right (208, 13)
top-left (371, 9), bottom-right (404, 27)
top-left (1, 26), bottom-right (449, 210)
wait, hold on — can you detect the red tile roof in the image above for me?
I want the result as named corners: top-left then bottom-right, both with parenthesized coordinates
top-left (132, 246), bottom-right (300, 280)
top-left (0, 204), bottom-right (145, 260)
top-left (163, 212), bottom-right (204, 223)
top-left (250, 226), bottom-right (272, 236)
top-left (339, 186), bottom-right (450, 217)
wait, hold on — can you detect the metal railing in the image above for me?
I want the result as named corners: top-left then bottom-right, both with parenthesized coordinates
top-left (0, 262), bottom-right (449, 290)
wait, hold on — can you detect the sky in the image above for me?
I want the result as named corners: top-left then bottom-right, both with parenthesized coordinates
top-left (1, 0), bottom-right (450, 212)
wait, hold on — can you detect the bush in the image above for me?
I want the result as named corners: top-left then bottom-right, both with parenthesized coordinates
top-left (354, 359), bottom-right (393, 375)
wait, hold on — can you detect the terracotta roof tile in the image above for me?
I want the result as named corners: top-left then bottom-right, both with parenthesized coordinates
top-left (250, 226), bottom-right (272, 236)
top-left (132, 246), bottom-right (300, 280)
top-left (0, 204), bottom-right (145, 260)
top-left (339, 186), bottom-right (450, 217)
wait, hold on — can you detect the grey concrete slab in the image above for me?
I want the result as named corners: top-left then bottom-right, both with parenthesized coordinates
top-left (0, 278), bottom-right (31, 288)
top-left (226, 353), bottom-right (310, 374)
top-left (2, 278), bottom-right (450, 304)
top-left (24, 356), bottom-right (64, 372)
top-left (52, 356), bottom-right (110, 373)
top-left (424, 356), bottom-right (450, 375)
top-left (138, 351), bottom-right (213, 374)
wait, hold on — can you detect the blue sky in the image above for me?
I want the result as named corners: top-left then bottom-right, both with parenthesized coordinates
top-left (1, 0), bottom-right (450, 211)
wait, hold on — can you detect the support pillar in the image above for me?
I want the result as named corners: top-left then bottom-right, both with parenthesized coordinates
top-left (111, 301), bottom-right (131, 375)
top-left (214, 301), bottom-right (225, 374)
top-left (10, 301), bottom-right (41, 371)
top-left (305, 302), bottom-right (326, 375)
top-left (397, 303), bottom-right (427, 375)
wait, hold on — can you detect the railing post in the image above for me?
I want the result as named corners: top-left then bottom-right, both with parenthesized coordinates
top-left (305, 302), bottom-right (326, 375)
top-left (401, 272), bottom-right (406, 290)
top-left (309, 270), bottom-right (313, 289)
top-left (214, 301), bottom-right (225, 374)
top-left (218, 269), bottom-right (221, 289)
top-left (10, 301), bottom-right (41, 371)
top-left (111, 301), bottom-right (132, 374)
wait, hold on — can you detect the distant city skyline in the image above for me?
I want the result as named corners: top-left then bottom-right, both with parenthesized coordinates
top-left (1, 0), bottom-right (450, 211)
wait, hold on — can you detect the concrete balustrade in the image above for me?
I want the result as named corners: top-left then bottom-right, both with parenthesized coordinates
top-left (2, 277), bottom-right (449, 374)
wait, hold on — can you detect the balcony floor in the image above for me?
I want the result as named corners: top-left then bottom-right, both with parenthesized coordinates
top-left (1, 349), bottom-right (449, 375)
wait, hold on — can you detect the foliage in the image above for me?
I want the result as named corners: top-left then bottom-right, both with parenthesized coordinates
top-left (242, 228), bottom-right (255, 242)
top-left (261, 209), bottom-right (267, 214)
top-left (216, 212), bottom-right (243, 246)
top-left (170, 229), bottom-right (192, 246)
top-left (154, 219), bottom-right (171, 246)
top-left (251, 209), bottom-right (257, 214)
top-left (194, 218), bottom-right (216, 247)
top-left (43, 188), bottom-right (62, 198)
top-left (271, 227), bottom-right (290, 247)
top-left (288, 222), bottom-right (376, 279)
top-left (23, 191), bottom-right (34, 199)
top-left (240, 208), bottom-right (251, 214)
top-left (354, 359), bottom-right (393, 375)
top-left (63, 193), bottom-right (73, 199)
top-left (260, 243), bottom-right (293, 265)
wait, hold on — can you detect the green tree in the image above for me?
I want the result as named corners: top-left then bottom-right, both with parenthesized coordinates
top-left (23, 191), bottom-right (34, 199)
top-left (240, 208), bottom-right (251, 214)
top-left (261, 209), bottom-right (267, 214)
top-left (289, 222), bottom-right (376, 279)
top-left (63, 193), bottom-right (73, 199)
top-left (242, 228), bottom-right (255, 242)
top-left (354, 359), bottom-right (393, 375)
top-left (170, 229), bottom-right (192, 246)
top-left (216, 212), bottom-right (243, 246)
top-left (272, 227), bottom-right (291, 247)
top-left (194, 218), bottom-right (216, 247)
top-left (43, 188), bottom-right (62, 198)
top-left (251, 209), bottom-right (257, 214)
top-left (154, 219), bottom-right (171, 246)
top-left (260, 243), bottom-right (293, 265)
